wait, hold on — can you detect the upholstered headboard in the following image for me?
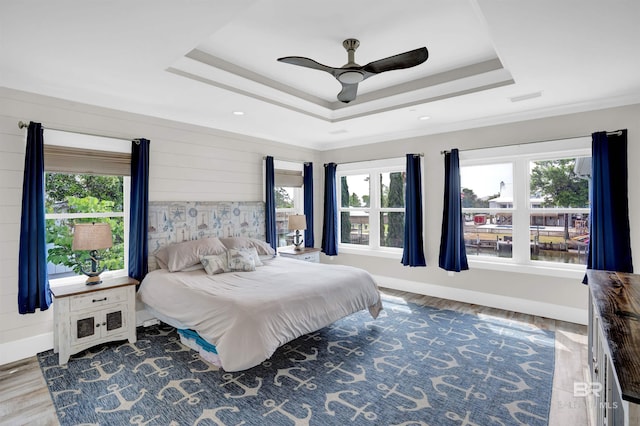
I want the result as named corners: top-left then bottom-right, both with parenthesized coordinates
top-left (147, 201), bottom-right (266, 270)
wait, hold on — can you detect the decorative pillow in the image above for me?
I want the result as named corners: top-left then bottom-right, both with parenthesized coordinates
top-left (244, 247), bottom-right (264, 267)
top-left (220, 237), bottom-right (276, 256)
top-left (181, 263), bottom-right (205, 272)
top-left (200, 252), bottom-right (229, 275)
top-left (227, 248), bottom-right (256, 272)
top-left (155, 237), bottom-right (227, 272)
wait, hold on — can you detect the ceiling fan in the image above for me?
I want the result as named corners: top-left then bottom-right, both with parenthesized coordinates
top-left (277, 38), bottom-right (428, 103)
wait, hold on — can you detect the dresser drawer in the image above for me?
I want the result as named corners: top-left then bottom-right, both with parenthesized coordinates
top-left (70, 287), bottom-right (128, 311)
top-left (299, 252), bottom-right (320, 262)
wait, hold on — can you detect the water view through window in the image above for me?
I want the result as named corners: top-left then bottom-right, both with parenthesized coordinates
top-left (460, 156), bottom-right (590, 265)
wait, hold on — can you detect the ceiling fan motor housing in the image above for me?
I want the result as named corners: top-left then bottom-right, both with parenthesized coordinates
top-left (277, 38), bottom-right (428, 102)
top-left (338, 38), bottom-right (364, 83)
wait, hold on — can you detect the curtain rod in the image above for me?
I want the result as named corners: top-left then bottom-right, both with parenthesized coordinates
top-left (440, 130), bottom-right (624, 155)
top-left (324, 153), bottom-right (423, 167)
top-left (18, 120), bottom-right (140, 142)
top-left (262, 155), bottom-right (311, 165)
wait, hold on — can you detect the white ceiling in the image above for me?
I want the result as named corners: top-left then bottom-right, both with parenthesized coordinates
top-left (2, 1), bottom-right (639, 150)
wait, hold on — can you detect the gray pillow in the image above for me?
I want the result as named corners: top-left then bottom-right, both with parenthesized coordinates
top-left (155, 237), bottom-right (227, 272)
top-left (219, 237), bottom-right (275, 256)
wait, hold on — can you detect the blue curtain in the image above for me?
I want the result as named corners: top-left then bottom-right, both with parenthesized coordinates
top-left (439, 149), bottom-right (469, 272)
top-left (18, 122), bottom-right (51, 314)
top-left (321, 163), bottom-right (338, 256)
top-left (129, 139), bottom-right (150, 282)
top-left (265, 156), bottom-right (277, 252)
top-left (401, 154), bottom-right (426, 266)
top-left (303, 162), bottom-right (314, 248)
top-left (584, 130), bottom-right (632, 283)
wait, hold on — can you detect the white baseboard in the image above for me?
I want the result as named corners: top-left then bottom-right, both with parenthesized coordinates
top-left (374, 274), bottom-right (588, 325)
top-left (0, 332), bottom-right (53, 366)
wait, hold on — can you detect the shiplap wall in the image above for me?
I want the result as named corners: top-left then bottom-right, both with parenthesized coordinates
top-left (0, 87), bottom-right (318, 364)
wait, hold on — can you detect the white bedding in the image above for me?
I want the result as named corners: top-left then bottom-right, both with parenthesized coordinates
top-left (137, 256), bottom-right (382, 371)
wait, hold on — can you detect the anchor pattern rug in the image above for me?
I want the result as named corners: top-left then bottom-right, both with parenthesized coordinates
top-left (38, 296), bottom-right (555, 425)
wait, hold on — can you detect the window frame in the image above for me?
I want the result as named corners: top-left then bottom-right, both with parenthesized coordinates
top-left (44, 130), bottom-right (131, 287)
top-left (459, 137), bottom-right (591, 278)
top-left (336, 157), bottom-right (406, 257)
top-left (273, 160), bottom-right (304, 248)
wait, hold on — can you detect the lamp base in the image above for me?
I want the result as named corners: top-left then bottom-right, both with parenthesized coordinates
top-left (293, 230), bottom-right (304, 251)
top-left (85, 275), bottom-right (102, 285)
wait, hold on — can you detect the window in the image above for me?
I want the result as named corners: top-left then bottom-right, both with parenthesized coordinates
top-left (44, 130), bottom-right (131, 284)
top-left (337, 158), bottom-right (406, 255)
top-left (459, 137), bottom-right (591, 276)
top-left (274, 160), bottom-right (304, 247)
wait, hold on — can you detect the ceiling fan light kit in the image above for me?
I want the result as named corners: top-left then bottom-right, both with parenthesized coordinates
top-left (337, 71), bottom-right (364, 84)
top-left (278, 38), bottom-right (428, 103)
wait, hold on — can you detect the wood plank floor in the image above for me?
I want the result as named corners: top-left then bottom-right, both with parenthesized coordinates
top-left (0, 288), bottom-right (588, 426)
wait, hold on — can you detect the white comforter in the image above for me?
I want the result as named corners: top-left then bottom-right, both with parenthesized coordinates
top-left (138, 256), bottom-right (382, 371)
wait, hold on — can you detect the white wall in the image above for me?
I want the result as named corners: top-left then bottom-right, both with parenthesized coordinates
top-left (318, 103), bottom-right (640, 325)
top-left (0, 87), bottom-right (318, 365)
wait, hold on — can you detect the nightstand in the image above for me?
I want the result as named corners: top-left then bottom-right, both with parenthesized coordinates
top-left (278, 247), bottom-right (321, 263)
top-left (51, 276), bottom-right (138, 365)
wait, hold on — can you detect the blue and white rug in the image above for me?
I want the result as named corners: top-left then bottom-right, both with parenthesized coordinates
top-left (39, 296), bottom-right (555, 425)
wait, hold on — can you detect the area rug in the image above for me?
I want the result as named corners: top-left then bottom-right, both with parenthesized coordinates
top-left (38, 296), bottom-right (555, 425)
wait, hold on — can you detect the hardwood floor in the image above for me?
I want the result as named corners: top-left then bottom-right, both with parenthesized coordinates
top-left (0, 357), bottom-right (59, 426)
top-left (0, 288), bottom-right (588, 426)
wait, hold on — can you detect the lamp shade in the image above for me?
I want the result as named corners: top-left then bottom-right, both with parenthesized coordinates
top-left (288, 214), bottom-right (307, 231)
top-left (72, 223), bottom-right (113, 251)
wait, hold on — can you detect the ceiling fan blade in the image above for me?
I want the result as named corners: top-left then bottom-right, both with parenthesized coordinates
top-left (277, 56), bottom-right (340, 77)
top-left (363, 47), bottom-right (428, 74)
top-left (337, 82), bottom-right (358, 103)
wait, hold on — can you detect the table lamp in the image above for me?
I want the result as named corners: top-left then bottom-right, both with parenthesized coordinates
top-left (288, 214), bottom-right (307, 251)
top-left (72, 222), bottom-right (113, 285)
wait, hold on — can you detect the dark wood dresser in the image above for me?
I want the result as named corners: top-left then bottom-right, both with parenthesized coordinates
top-left (587, 270), bottom-right (640, 425)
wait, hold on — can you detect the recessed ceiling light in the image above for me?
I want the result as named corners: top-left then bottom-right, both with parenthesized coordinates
top-left (232, 111), bottom-right (245, 116)
top-left (509, 91), bottom-right (542, 102)
top-left (419, 115), bottom-right (431, 121)
top-left (329, 129), bottom-right (348, 135)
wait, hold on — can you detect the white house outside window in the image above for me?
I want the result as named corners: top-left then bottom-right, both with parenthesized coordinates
top-left (337, 158), bottom-right (406, 256)
top-left (459, 137), bottom-right (591, 278)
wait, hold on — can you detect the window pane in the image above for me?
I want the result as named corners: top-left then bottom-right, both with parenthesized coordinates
top-left (276, 211), bottom-right (298, 247)
top-left (275, 186), bottom-right (303, 247)
top-left (530, 213), bottom-right (589, 264)
top-left (45, 173), bottom-right (124, 212)
top-left (45, 173), bottom-right (124, 279)
top-left (380, 212), bottom-right (404, 248)
top-left (461, 164), bottom-right (513, 208)
top-left (381, 172), bottom-right (405, 208)
top-left (341, 175), bottom-right (369, 208)
top-left (275, 187), bottom-right (295, 209)
top-left (529, 158), bottom-right (590, 208)
top-left (46, 217), bottom-right (124, 279)
top-left (464, 212), bottom-right (513, 258)
top-left (341, 211), bottom-right (369, 245)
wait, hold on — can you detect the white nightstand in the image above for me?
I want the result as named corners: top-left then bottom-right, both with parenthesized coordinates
top-left (51, 276), bottom-right (138, 365)
top-left (278, 247), bottom-right (321, 263)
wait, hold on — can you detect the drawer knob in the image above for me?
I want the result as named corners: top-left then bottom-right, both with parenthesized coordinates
top-left (93, 297), bottom-right (108, 303)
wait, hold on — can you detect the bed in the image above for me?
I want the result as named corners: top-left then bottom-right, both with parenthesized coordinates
top-left (138, 201), bottom-right (382, 372)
